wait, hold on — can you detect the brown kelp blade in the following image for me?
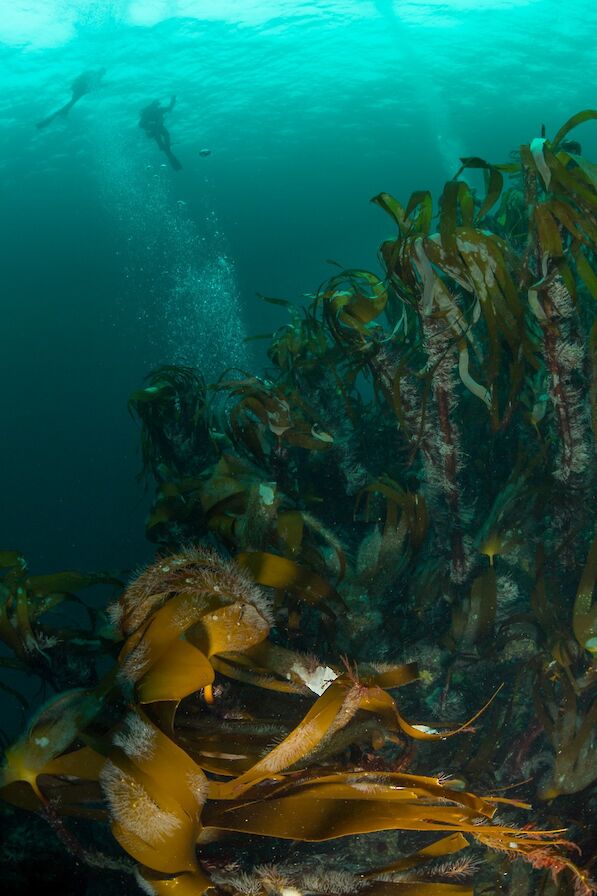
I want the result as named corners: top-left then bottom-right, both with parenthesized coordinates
top-left (236, 550), bottom-right (342, 613)
top-left (366, 832), bottom-right (470, 876)
top-left (136, 639), bottom-right (214, 704)
top-left (573, 530), bottom-right (597, 655)
top-left (136, 868), bottom-right (214, 895)
top-left (552, 108), bottom-right (597, 148)
top-left (205, 792), bottom-right (512, 841)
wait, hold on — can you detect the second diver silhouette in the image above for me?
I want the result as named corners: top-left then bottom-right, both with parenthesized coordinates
top-left (139, 96), bottom-right (182, 171)
top-left (36, 68), bottom-right (106, 129)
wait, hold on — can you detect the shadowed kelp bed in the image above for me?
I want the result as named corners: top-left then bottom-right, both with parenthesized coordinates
top-left (1, 112), bottom-right (596, 895)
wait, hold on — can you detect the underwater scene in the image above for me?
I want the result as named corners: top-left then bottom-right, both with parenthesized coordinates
top-left (1, 1), bottom-right (596, 894)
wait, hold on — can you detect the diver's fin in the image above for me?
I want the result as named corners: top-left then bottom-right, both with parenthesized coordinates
top-left (36, 110), bottom-right (61, 129)
top-left (36, 99), bottom-right (76, 129)
top-left (165, 148), bottom-right (183, 171)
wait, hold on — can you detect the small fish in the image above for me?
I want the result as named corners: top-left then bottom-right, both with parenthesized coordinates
top-left (199, 148), bottom-right (212, 157)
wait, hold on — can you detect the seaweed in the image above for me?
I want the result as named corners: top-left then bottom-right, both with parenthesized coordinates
top-left (2, 111), bottom-right (597, 895)
top-left (1, 549), bottom-right (592, 895)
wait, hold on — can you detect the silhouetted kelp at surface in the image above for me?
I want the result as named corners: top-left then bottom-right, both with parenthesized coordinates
top-left (1, 112), bottom-right (596, 895)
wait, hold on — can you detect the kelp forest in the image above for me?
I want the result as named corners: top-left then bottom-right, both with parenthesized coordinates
top-left (1, 111), bottom-right (596, 896)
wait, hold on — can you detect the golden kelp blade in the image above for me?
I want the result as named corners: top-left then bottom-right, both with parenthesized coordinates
top-left (136, 639), bottom-right (214, 704)
top-left (105, 760), bottom-right (199, 873)
top-left (236, 550), bottom-right (341, 610)
top-left (0, 689), bottom-right (102, 800)
top-left (204, 792), bottom-right (501, 840)
top-left (136, 867), bottom-right (214, 895)
top-left (366, 832), bottom-right (470, 876)
top-left (213, 676), bottom-right (360, 797)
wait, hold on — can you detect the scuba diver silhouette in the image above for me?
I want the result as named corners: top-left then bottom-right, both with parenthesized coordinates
top-left (139, 96), bottom-right (182, 171)
top-left (36, 68), bottom-right (106, 129)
